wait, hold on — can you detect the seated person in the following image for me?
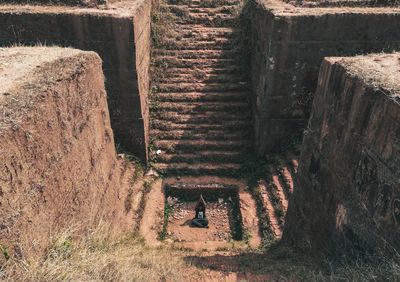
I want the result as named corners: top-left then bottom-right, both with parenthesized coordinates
top-left (192, 194), bottom-right (209, 228)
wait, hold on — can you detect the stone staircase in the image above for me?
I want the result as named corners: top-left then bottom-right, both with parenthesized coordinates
top-left (151, 0), bottom-right (251, 177)
top-left (256, 151), bottom-right (299, 239)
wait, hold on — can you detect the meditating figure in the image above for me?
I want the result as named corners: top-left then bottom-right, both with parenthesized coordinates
top-left (192, 194), bottom-right (209, 228)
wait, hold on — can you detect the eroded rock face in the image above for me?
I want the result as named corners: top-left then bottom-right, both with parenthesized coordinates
top-left (283, 54), bottom-right (400, 256)
top-left (0, 47), bottom-right (132, 261)
top-left (250, 0), bottom-right (400, 156)
top-left (0, 0), bottom-right (152, 162)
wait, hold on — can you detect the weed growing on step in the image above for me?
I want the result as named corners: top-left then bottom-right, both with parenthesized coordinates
top-left (158, 203), bottom-right (173, 241)
top-left (149, 97), bottom-right (160, 112)
top-left (169, 6), bottom-right (191, 20)
top-left (131, 160), bottom-right (144, 184)
top-left (193, 68), bottom-right (207, 79)
top-left (0, 244), bottom-right (10, 261)
top-left (115, 143), bottom-right (146, 177)
top-left (143, 178), bottom-right (154, 193)
top-left (151, 0), bottom-right (177, 48)
top-left (147, 136), bottom-right (158, 166)
top-left (242, 226), bottom-right (253, 245)
top-left (47, 232), bottom-right (73, 260)
top-left (124, 188), bottom-right (134, 213)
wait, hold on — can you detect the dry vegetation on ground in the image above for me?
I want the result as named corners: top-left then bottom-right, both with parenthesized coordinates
top-left (0, 224), bottom-right (190, 282)
top-left (1, 222), bottom-right (400, 281)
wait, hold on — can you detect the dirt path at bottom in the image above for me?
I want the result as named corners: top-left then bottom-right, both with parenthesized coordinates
top-left (139, 179), bottom-right (164, 247)
top-left (180, 251), bottom-right (287, 282)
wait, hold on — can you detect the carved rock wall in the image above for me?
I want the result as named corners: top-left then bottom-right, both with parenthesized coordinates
top-left (284, 54), bottom-right (400, 256)
top-left (0, 0), bottom-right (151, 161)
top-left (0, 47), bottom-right (134, 260)
top-left (250, 0), bottom-right (400, 155)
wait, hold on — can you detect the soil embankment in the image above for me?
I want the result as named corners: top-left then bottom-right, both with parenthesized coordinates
top-left (0, 0), bottom-right (152, 162)
top-left (0, 47), bottom-right (135, 261)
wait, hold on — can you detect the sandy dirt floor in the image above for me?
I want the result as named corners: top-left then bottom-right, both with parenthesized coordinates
top-left (168, 200), bottom-right (234, 243)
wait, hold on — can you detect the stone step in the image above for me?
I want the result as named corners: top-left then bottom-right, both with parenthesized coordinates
top-left (188, 6), bottom-right (238, 15)
top-left (154, 139), bottom-right (250, 152)
top-left (156, 82), bottom-right (248, 93)
top-left (153, 112), bottom-right (250, 124)
top-left (258, 180), bottom-right (283, 238)
top-left (156, 74), bottom-right (246, 84)
top-left (152, 0), bottom-right (249, 178)
top-left (269, 165), bottom-right (289, 215)
top-left (167, 0), bottom-right (243, 8)
top-left (170, 39), bottom-right (243, 51)
top-left (152, 129), bottom-right (248, 141)
top-left (276, 157), bottom-right (296, 196)
top-left (154, 151), bottom-right (245, 164)
top-left (153, 101), bottom-right (249, 113)
top-left (160, 39), bottom-right (237, 50)
top-left (175, 13), bottom-right (238, 27)
top-left (153, 56), bottom-right (238, 68)
top-left (191, 0), bottom-right (243, 5)
top-left (164, 4), bottom-right (239, 15)
top-left (154, 162), bottom-right (242, 177)
top-left (165, 182), bottom-right (239, 190)
top-left (152, 119), bottom-right (248, 131)
top-left (178, 26), bottom-right (236, 38)
top-left (156, 67), bottom-right (247, 82)
top-left (152, 92), bottom-right (249, 103)
top-left (161, 67), bottom-right (245, 76)
top-left (152, 49), bottom-right (241, 60)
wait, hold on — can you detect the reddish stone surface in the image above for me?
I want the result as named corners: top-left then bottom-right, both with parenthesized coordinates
top-left (250, 0), bottom-right (400, 156)
top-left (0, 47), bottom-right (137, 260)
top-left (3, 0), bottom-right (104, 6)
top-left (151, 0), bottom-right (252, 176)
top-left (284, 53), bottom-right (400, 256)
top-left (0, 0), bottom-right (151, 162)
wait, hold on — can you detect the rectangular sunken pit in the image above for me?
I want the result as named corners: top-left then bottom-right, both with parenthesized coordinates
top-left (162, 183), bottom-right (244, 249)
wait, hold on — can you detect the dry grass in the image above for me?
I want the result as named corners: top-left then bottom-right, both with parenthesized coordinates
top-left (337, 53), bottom-right (400, 98)
top-left (0, 223), bottom-right (189, 282)
top-left (1, 221), bottom-right (400, 281)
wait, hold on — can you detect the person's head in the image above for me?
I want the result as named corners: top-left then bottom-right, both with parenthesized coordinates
top-left (196, 202), bottom-right (205, 211)
top-left (196, 194), bottom-right (206, 211)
